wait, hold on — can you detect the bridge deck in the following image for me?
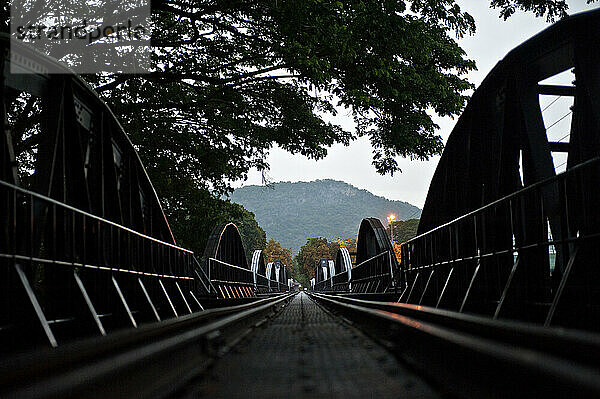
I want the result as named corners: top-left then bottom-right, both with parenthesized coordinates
top-left (183, 292), bottom-right (439, 398)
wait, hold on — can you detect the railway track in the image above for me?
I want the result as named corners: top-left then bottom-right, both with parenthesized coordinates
top-left (309, 292), bottom-right (600, 398)
top-left (5, 290), bottom-right (600, 398)
top-left (0, 293), bottom-right (295, 399)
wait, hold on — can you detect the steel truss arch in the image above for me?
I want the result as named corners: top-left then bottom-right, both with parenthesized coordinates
top-left (335, 247), bottom-right (353, 288)
top-left (327, 260), bottom-right (336, 282)
top-left (273, 261), bottom-right (281, 282)
top-left (405, 9), bottom-right (600, 329)
top-left (0, 35), bottom-right (213, 351)
top-left (202, 222), bottom-right (249, 269)
top-left (356, 218), bottom-right (395, 264)
top-left (202, 222), bottom-right (253, 298)
top-left (335, 247), bottom-right (352, 275)
top-left (312, 220), bottom-right (398, 293)
top-left (279, 262), bottom-right (288, 284)
top-left (315, 258), bottom-right (329, 283)
top-left (265, 262), bottom-right (273, 277)
top-left (251, 250), bottom-right (266, 274)
top-left (352, 218), bottom-right (398, 293)
top-left (419, 9), bottom-right (600, 235)
top-left (1, 33), bottom-right (174, 243)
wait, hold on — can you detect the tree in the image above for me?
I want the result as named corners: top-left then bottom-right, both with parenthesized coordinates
top-left (295, 237), bottom-right (334, 278)
top-left (392, 219), bottom-right (420, 244)
top-left (2, 0), bottom-right (590, 256)
top-left (295, 236), bottom-right (357, 278)
top-left (490, 0), bottom-right (570, 21)
top-left (83, 0), bottom-right (589, 187)
top-left (236, 210), bottom-right (267, 265)
top-left (290, 258), bottom-right (310, 288)
top-left (332, 237), bottom-right (358, 254)
top-left (93, 0), bottom-right (475, 186)
top-left (263, 238), bottom-right (293, 273)
top-left (392, 241), bottom-right (402, 265)
top-left (166, 180), bottom-right (266, 260)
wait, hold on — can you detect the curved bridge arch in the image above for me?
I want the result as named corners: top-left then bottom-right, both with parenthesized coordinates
top-left (266, 262), bottom-right (274, 280)
top-left (349, 218), bottom-right (398, 293)
top-left (268, 260), bottom-right (288, 289)
top-left (202, 222), bottom-right (249, 269)
top-left (335, 248), bottom-right (352, 275)
top-left (279, 264), bottom-right (288, 285)
top-left (1, 35), bottom-right (213, 347)
top-left (330, 247), bottom-right (353, 291)
top-left (356, 218), bottom-right (395, 264)
top-left (251, 250), bottom-right (266, 274)
top-left (202, 222), bottom-right (253, 298)
top-left (273, 261), bottom-right (281, 283)
top-left (402, 10), bottom-right (600, 327)
top-left (419, 9), bottom-right (600, 236)
top-left (315, 259), bottom-right (328, 282)
top-left (1, 34), bottom-right (174, 243)
top-left (328, 260), bottom-right (336, 281)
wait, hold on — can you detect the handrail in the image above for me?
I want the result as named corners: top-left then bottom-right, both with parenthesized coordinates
top-left (405, 156), bottom-right (600, 244)
top-left (0, 179), bottom-right (191, 253)
top-left (398, 155), bottom-right (600, 328)
top-left (208, 257), bottom-right (253, 273)
top-left (353, 250), bottom-right (389, 269)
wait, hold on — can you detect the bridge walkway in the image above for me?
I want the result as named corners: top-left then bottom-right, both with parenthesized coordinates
top-left (181, 292), bottom-right (440, 398)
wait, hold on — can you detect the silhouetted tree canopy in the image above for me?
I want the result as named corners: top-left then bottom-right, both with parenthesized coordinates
top-left (2, 0), bottom-right (592, 254)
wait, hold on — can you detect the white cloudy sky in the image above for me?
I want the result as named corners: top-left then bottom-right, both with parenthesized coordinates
top-left (234, 0), bottom-right (597, 208)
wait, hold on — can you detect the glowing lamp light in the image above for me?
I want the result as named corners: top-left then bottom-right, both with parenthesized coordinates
top-left (387, 214), bottom-right (396, 223)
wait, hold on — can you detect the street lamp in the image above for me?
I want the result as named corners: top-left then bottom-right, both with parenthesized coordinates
top-left (387, 214), bottom-right (396, 244)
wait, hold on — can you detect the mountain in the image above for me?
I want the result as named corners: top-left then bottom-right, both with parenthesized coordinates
top-left (229, 179), bottom-right (421, 254)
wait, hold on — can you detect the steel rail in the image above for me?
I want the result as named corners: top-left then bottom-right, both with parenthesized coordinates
top-left (309, 292), bottom-right (600, 398)
top-left (0, 292), bottom-right (296, 399)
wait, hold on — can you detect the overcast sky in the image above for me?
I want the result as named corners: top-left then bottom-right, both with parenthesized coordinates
top-left (233, 0), bottom-right (597, 209)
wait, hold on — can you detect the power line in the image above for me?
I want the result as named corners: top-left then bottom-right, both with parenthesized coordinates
top-left (542, 95), bottom-right (562, 112)
top-left (554, 160), bottom-right (568, 170)
top-left (546, 111), bottom-right (572, 131)
top-left (556, 132), bottom-right (570, 142)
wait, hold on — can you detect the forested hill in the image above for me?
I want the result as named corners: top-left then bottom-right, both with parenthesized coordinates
top-left (230, 179), bottom-right (421, 254)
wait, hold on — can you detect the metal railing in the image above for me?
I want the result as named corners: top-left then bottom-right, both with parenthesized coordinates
top-left (255, 273), bottom-right (270, 294)
top-left (0, 179), bottom-right (210, 351)
top-left (399, 156), bottom-right (600, 330)
top-left (331, 270), bottom-right (350, 291)
top-left (314, 251), bottom-right (395, 293)
top-left (314, 275), bottom-right (331, 291)
top-left (266, 277), bottom-right (288, 293)
top-left (350, 251), bottom-right (394, 293)
top-left (207, 258), bottom-right (254, 298)
top-left (314, 271), bottom-right (348, 291)
top-left (207, 258), bottom-right (289, 298)
top-left (273, 281), bottom-right (288, 292)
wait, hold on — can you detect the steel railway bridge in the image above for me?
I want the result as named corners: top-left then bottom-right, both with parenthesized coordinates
top-left (2, 9), bottom-right (600, 399)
